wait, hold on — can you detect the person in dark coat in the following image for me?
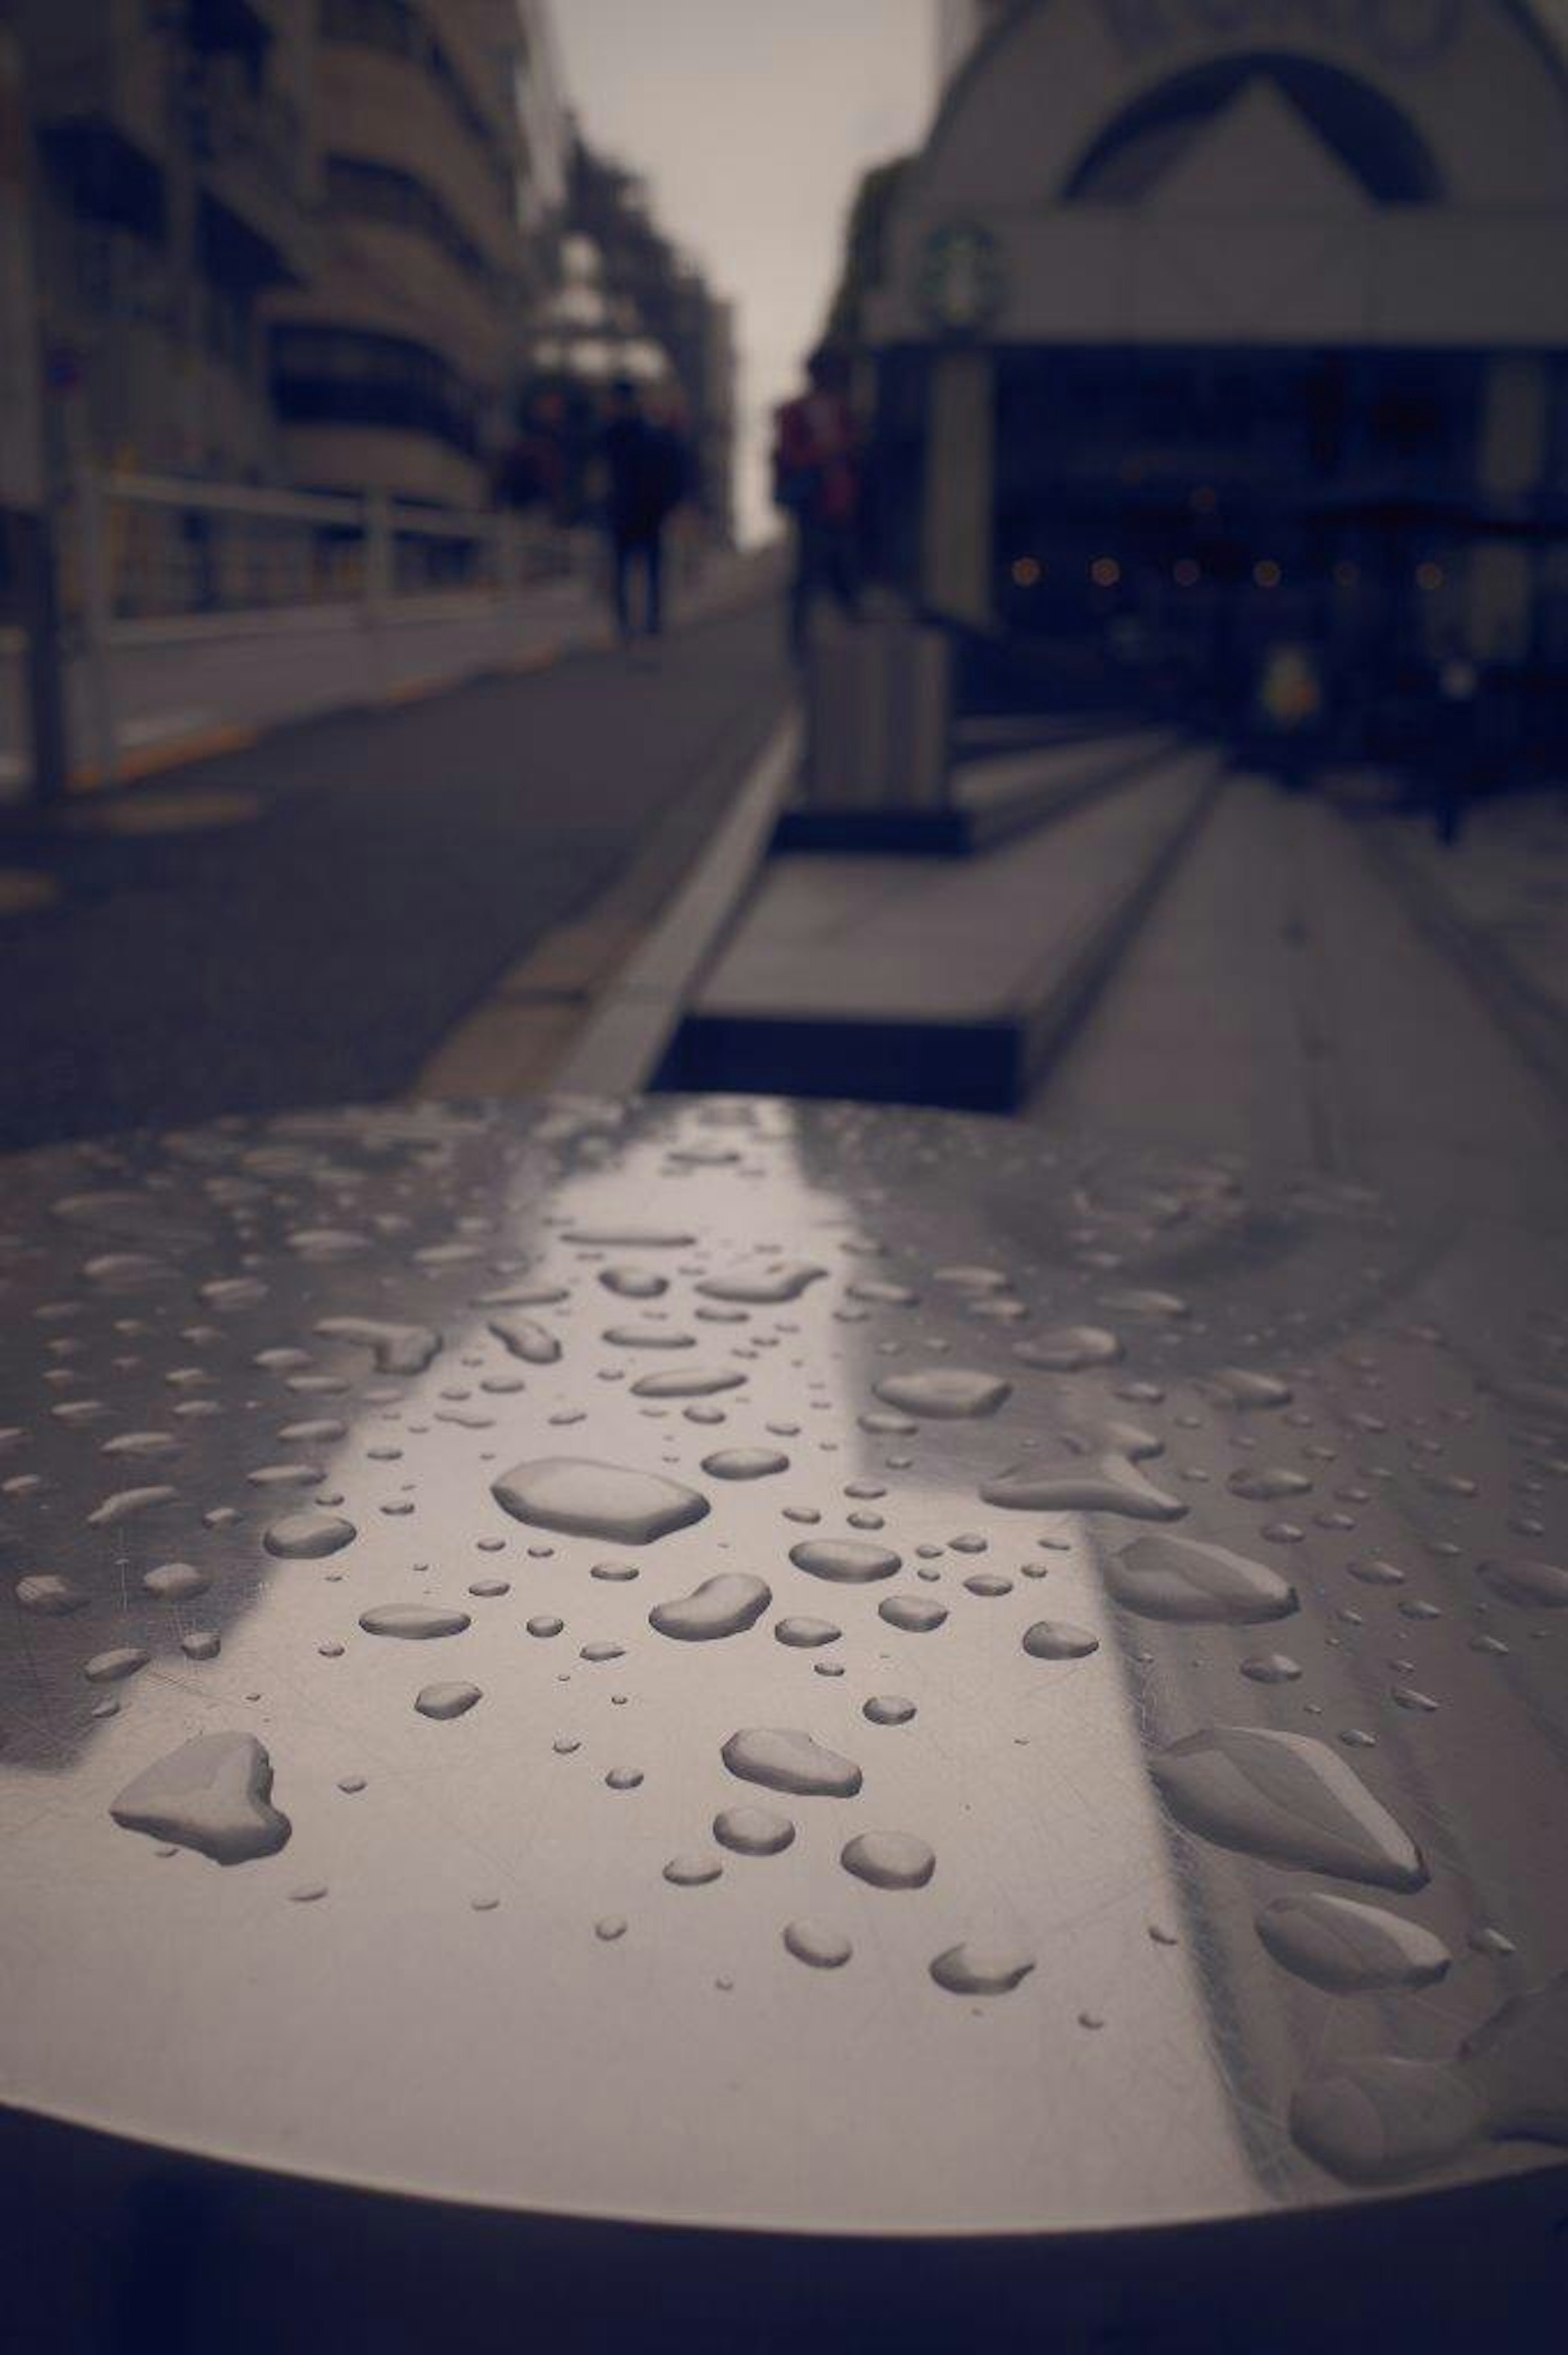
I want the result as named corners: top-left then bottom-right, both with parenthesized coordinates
top-left (597, 377), bottom-right (688, 644)
top-left (773, 345), bottom-right (862, 662)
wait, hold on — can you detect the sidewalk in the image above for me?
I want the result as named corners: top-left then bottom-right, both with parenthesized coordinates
top-left (1359, 785), bottom-right (1568, 1100)
top-left (0, 543), bottom-right (783, 797)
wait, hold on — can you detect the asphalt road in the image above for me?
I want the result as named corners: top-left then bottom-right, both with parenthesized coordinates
top-left (0, 596), bottom-right (788, 1151)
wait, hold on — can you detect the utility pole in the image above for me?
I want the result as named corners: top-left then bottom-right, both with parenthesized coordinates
top-left (0, 18), bottom-right (68, 806)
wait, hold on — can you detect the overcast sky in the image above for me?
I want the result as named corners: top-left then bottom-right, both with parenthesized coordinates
top-left (551, 0), bottom-right (938, 541)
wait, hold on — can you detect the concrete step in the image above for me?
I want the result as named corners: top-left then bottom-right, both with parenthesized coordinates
top-left (772, 723), bottom-right (1182, 854)
top-left (657, 739), bottom-right (1224, 1111)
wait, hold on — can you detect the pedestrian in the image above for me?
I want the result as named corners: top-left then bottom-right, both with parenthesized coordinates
top-left (595, 376), bottom-right (688, 648)
top-left (773, 345), bottom-right (861, 663)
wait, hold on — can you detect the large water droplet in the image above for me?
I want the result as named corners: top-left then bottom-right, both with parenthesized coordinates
top-left (15, 1574), bottom-right (89, 1616)
top-left (1207, 1367), bottom-right (1293, 1410)
top-left (1257, 1893), bottom-right (1451, 1994)
top-left (85, 1646), bottom-right (149, 1684)
top-left (722, 1726), bottom-right (863, 1798)
top-left (714, 1804), bottom-right (795, 1856)
top-left (142, 1561), bottom-right (210, 1602)
top-left (702, 1447), bottom-right (789, 1481)
top-left (359, 1604), bottom-right (471, 1639)
top-left (864, 1695), bottom-right (915, 1725)
top-left (1477, 1557), bottom-right (1568, 1610)
top-left (488, 1313), bottom-right (561, 1366)
top-left (649, 1572), bottom-right (771, 1642)
top-left (601, 1267), bottom-right (667, 1298)
top-left (783, 1919), bottom-right (852, 1968)
top-left (982, 1456), bottom-right (1185, 1522)
top-left (841, 1830), bottom-right (935, 1889)
top-left (789, 1538), bottom-right (900, 1585)
top-left (929, 1944), bottom-right (1035, 1995)
top-left (1228, 1466), bottom-right (1312, 1502)
top-left (878, 1595), bottom-right (948, 1633)
top-left (628, 1365), bottom-right (747, 1403)
top-left (1014, 1327), bottom-right (1121, 1373)
top-left (111, 1732), bottom-right (290, 1864)
top-left (415, 1680), bottom-right (482, 1719)
top-left (775, 1615), bottom-right (841, 1648)
top-left (1150, 1725), bottom-right (1427, 1891)
top-left (491, 1457), bottom-right (708, 1544)
top-left (873, 1369), bottom-right (1011, 1420)
top-left (1022, 1620), bottom-right (1099, 1660)
top-left (664, 1851), bottom-right (723, 1887)
top-left (697, 1263), bottom-right (826, 1305)
top-left (264, 1508), bottom-right (356, 1560)
top-left (1106, 1534), bottom-right (1297, 1624)
top-left (316, 1317), bottom-right (441, 1375)
top-left (87, 1485), bottom-right (177, 1528)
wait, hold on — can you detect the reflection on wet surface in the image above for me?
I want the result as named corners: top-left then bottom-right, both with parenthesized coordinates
top-left (0, 1094), bottom-right (1564, 2233)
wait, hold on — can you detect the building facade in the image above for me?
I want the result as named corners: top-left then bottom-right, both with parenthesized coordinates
top-left (13, 1), bottom-right (572, 508)
top-left (867, 0), bottom-right (1568, 747)
top-left (18, 0), bottom-right (318, 482)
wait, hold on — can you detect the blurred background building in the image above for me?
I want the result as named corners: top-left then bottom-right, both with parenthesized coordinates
top-left (828, 0), bottom-right (1568, 766)
top-left (7, 1), bottom-right (732, 531)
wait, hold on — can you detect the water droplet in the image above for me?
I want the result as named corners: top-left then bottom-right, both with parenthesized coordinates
top-left (630, 1366), bottom-right (746, 1400)
top-left (358, 1605), bottom-right (471, 1639)
top-left (415, 1681), bottom-right (481, 1719)
top-left (1349, 1557), bottom-right (1405, 1587)
top-left (15, 1574), bottom-right (89, 1617)
top-left (180, 1630), bottom-right (221, 1661)
top-left (601, 1268), bottom-right (667, 1298)
top-left (491, 1457), bottom-right (709, 1545)
top-left (1014, 1327), bottom-right (1121, 1374)
top-left (775, 1615), bottom-right (841, 1648)
top-left (841, 1830), bottom-right (934, 1889)
top-left (982, 1458), bottom-right (1186, 1522)
top-left (1241, 1651), bottom-right (1302, 1684)
top-left (1391, 1684), bottom-right (1439, 1714)
top-left (1150, 1725), bottom-right (1426, 1891)
top-left (1228, 1466), bottom-right (1312, 1502)
top-left (1477, 1557), bottom-right (1568, 1610)
top-left (664, 1851), bottom-right (723, 1887)
top-left (337, 1775), bottom-right (366, 1795)
top-left (714, 1804), bottom-right (795, 1856)
top-left (487, 1312), bottom-right (561, 1366)
top-left (930, 1944), bottom-right (1034, 1996)
top-left (1257, 1893), bottom-right (1451, 1994)
top-left (1208, 1367), bottom-right (1293, 1411)
top-left (111, 1732), bottom-right (290, 1864)
top-left (864, 1695), bottom-right (915, 1725)
top-left (878, 1595), bottom-right (948, 1634)
top-left (606, 1766), bottom-right (644, 1790)
top-left (788, 1538), bottom-right (900, 1585)
top-left (722, 1726), bottom-right (862, 1798)
top-left (264, 1508), bottom-right (356, 1560)
top-left (469, 1579), bottom-right (510, 1598)
top-left (142, 1561), bottom-right (210, 1603)
top-left (85, 1647), bottom-right (149, 1684)
top-left (580, 1639), bottom-right (624, 1663)
top-left (87, 1485), bottom-right (178, 1528)
top-left (605, 1324), bottom-right (695, 1351)
top-left (1107, 1534), bottom-right (1297, 1625)
top-left (697, 1263), bottom-right (826, 1305)
top-left (701, 1447), bottom-right (789, 1481)
top-left (316, 1317), bottom-right (440, 1374)
top-left (528, 1614), bottom-right (564, 1638)
top-left (595, 1914), bottom-right (627, 1940)
top-left (1290, 1974), bottom-right (1568, 2184)
top-left (783, 1919), bottom-right (852, 1968)
top-left (1022, 1620), bottom-right (1099, 1660)
top-left (650, 1572), bottom-right (771, 1641)
top-left (964, 1572), bottom-right (1012, 1597)
top-left (873, 1369), bottom-right (1011, 1420)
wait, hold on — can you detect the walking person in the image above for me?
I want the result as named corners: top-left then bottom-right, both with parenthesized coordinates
top-left (596, 376), bottom-right (688, 649)
top-left (773, 345), bottom-right (861, 663)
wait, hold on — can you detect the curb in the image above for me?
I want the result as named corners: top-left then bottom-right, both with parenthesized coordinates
top-left (656, 749), bottom-right (1223, 1112)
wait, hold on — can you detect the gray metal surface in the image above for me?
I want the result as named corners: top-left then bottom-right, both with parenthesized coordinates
top-left (0, 1094), bottom-right (1564, 2241)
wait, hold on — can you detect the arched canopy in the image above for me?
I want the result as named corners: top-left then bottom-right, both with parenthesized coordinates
top-left (868, 0), bottom-right (1568, 347)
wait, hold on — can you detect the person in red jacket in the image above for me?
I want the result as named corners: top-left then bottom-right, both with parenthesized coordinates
top-left (773, 346), bottom-right (861, 662)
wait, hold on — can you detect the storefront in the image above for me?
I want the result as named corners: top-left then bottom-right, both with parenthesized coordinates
top-left (864, 1), bottom-right (1568, 755)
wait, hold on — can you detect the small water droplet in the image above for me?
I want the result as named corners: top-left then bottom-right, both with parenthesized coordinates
top-left (783, 1919), bottom-right (851, 1968)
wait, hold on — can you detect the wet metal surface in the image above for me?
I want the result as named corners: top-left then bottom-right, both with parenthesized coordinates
top-left (0, 1095), bottom-right (1564, 2235)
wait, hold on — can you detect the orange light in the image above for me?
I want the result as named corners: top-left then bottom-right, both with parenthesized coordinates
top-left (1011, 556), bottom-right (1041, 587)
top-left (1090, 556), bottom-right (1121, 589)
top-left (1253, 559), bottom-right (1282, 590)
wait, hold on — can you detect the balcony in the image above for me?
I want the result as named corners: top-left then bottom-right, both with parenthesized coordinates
top-left (193, 78), bottom-right (318, 287)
